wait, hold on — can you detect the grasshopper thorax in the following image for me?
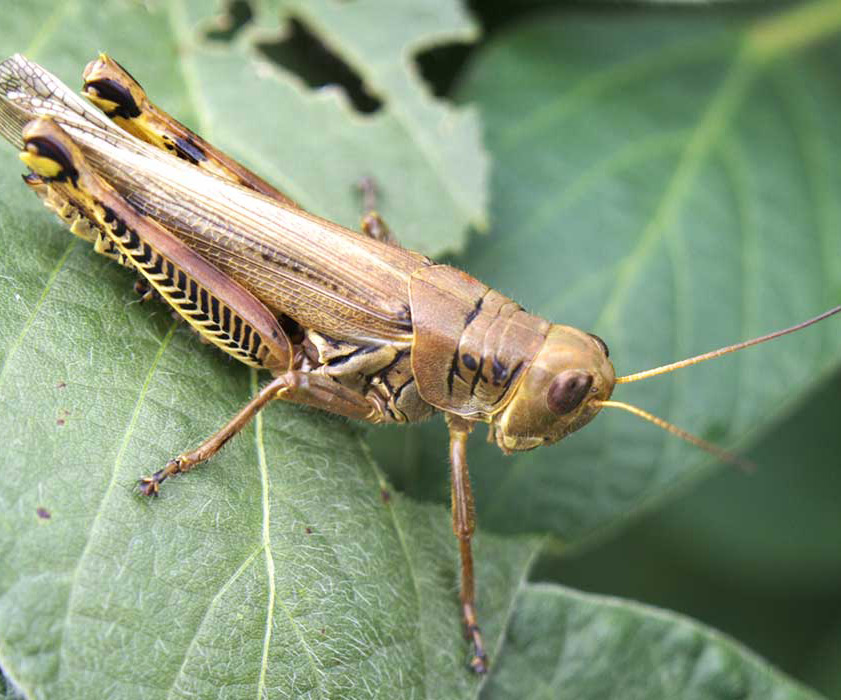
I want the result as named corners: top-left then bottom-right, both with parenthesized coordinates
top-left (491, 325), bottom-right (615, 453)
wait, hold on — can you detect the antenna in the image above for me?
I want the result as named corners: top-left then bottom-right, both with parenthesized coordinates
top-left (602, 304), bottom-right (841, 468)
top-left (616, 305), bottom-right (841, 384)
top-left (595, 400), bottom-right (754, 470)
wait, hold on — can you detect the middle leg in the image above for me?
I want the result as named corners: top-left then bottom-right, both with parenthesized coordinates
top-left (446, 413), bottom-right (488, 673)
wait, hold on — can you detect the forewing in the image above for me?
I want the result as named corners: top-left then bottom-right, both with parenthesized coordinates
top-left (0, 55), bottom-right (426, 344)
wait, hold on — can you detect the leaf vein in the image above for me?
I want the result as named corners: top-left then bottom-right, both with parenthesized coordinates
top-left (0, 238), bottom-right (77, 391)
top-left (252, 371), bottom-right (324, 699)
top-left (497, 35), bottom-right (726, 151)
top-left (594, 49), bottom-right (756, 331)
top-left (59, 320), bottom-right (178, 678)
top-left (165, 544), bottom-right (266, 699)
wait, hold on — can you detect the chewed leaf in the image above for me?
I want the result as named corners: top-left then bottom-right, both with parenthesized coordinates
top-left (183, 0), bottom-right (488, 256)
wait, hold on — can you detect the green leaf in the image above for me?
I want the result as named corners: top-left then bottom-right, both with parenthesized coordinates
top-left (537, 372), bottom-right (841, 691)
top-left (482, 584), bottom-right (823, 700)
top-left (0, 160), bottom-right (538, 696)
top-left (0, 2), bottom-right (527, 699)
top-left (183, 0), bottom-right (488, 255)
top-left (5, 0), bottom-right (487, 258)
top-left (374, 0), bottom-right (841, 546)
top-left (626, 369), bottom-right (841, 596)
top-left (1, 1), bottom-right (837, 698)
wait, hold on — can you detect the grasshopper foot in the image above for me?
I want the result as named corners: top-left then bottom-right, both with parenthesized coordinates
top-left (470, 654), bottom-right (488, 675)
top-left (138, 472), bottom-right (163, 497)
top-left (137, 458), bottom-right (184, 496)
top-left (466, 622), bottom-right (488, 674)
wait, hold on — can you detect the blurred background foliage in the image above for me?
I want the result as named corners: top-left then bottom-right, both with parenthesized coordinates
top-left (380, 0), bottom-right (841, 696)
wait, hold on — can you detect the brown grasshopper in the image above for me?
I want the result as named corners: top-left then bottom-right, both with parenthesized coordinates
top-left (1, 54), bottom-right (838, 673)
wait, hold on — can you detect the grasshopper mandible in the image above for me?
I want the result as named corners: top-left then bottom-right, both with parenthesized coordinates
top-left (1, 54), bottom-right (838, 673)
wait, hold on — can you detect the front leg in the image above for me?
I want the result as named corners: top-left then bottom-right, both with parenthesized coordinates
top-left (140, 370), bottom-right (388, 495)
top-left (446, 413), bottom-right (488, 673)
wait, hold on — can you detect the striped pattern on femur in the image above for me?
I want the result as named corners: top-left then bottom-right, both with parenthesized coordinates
top-left (97, 201), bottom-right (276, 370)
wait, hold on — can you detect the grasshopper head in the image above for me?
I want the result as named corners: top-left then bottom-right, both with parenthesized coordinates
top-left (492, 325), bottom-right (615, 453)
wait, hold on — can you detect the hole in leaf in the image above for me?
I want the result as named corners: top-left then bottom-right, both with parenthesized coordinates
top-left (468, 0), bottom-right (563, 34)
top-left (204, 0), bottom-right (254, 42)
top-left (414, 1), bottom-right (567, 97)
top-left (257, 18), bottom-right (382, 114)
top-left (414, 43), bottom-right (474, 98)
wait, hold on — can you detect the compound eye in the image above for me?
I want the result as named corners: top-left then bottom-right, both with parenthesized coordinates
top-left (588, 332), bottom-right (610, 358)
top-left (547, 370), bottom-right (593, 415)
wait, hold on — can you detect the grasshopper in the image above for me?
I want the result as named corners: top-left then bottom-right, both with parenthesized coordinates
top-left (1, 54), bottom-right (838, 673)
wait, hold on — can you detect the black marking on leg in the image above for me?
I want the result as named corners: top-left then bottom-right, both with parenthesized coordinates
top-left (147, 255), bottom-right (163, 277)
top-left (188, 279), bottom-right (199, 303)
top-left (326, 343), bottom-right (381, 368)
top-left (114, 215), bottom-right (130, 240)
top-left (131, 246), bottom-right (152, 265)
top-left (210, 297), bottom-right (221, 323)
top-left (25, 136), bottom-right (80, 188)
top-left (84, 78), bottom-right (141, 119)
top-left (319, 333), bottom-right (345, 349)
top-left (364, 349), bottom-right (406, 386)
top-left (390, 376), bottom-right (414, 406)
